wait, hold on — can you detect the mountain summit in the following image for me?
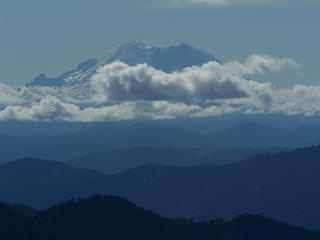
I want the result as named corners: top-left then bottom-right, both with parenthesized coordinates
top-left (27, 42), bottom-right (220, 87)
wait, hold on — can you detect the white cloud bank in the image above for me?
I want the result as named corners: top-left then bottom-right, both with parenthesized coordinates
top-left (1, 54), bottom-right (319, 122)
top-left (90, 55), bottom-right (296, 103)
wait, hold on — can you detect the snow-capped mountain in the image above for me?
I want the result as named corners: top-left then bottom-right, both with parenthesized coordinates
top-left (27, 42), bottom-right (220, 88)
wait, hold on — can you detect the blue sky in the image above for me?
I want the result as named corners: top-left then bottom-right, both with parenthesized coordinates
top-left (1, 0), bottom-right (320, 88)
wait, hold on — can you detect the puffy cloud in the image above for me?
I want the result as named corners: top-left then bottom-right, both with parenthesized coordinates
top-left (0, 96), bottom-right (79, 121)
top-left (1, 54), bottom-right (319, 122)
top-left (0, 98), bottom-right (200, 122)
top-left (269, 85), bottom-right (320, 116)
top-left (90, 55), bottom-right (296, 103)
top-left (90, 61), bottom-right (247, 102)
top-left (0, 83), bottom-right (23, 106)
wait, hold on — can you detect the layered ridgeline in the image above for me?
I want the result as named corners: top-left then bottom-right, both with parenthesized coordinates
top-left (1, 195), bottom-right (319, 240)
top-left (2, 145), bottom-right (320, 228)
top-left (27, 42), bottom-right (220, 87)
top-left (0, 120), bottom-right (318, 165)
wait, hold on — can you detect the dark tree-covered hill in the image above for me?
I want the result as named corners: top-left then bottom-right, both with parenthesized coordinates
top-left (1, 195), bottom-right (320, 240)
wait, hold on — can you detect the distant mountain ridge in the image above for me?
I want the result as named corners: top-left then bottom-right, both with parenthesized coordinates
top-left (0, 121), bottom-right (319, 164)
top-left (3, 145), bottom-right (320, 228)
top-left (69, 146), bottom-right (288, 175)
top-left (69, 146), bottom-right (197, 174)
top-left (27, 42), bottom-right (220, 87)
top-left (0, 158), bottom-right (109, 208)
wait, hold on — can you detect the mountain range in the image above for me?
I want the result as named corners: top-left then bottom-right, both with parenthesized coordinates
top-left (0, 120), bottom-right (319, 165)
top-left (69, 146), bottom-right (197, 174)
top-left (69, 146), bottom-right (289, 174)
top-left (2, 144), bottom-right (320, 228)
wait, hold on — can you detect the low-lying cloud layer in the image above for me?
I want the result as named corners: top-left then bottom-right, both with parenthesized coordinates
top-left (1, 54), bottom-right (319, 122)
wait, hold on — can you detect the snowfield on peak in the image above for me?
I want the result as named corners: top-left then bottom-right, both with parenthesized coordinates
top-left (27, 42), bottom-right (220, 88)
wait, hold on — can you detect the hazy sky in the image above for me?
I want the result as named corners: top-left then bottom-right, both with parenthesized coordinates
top-left (1, 0), bottom-right (319, 88)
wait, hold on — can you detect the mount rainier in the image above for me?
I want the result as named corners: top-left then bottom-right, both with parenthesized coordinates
top-left (27, 42), bottom-right (220, 88)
